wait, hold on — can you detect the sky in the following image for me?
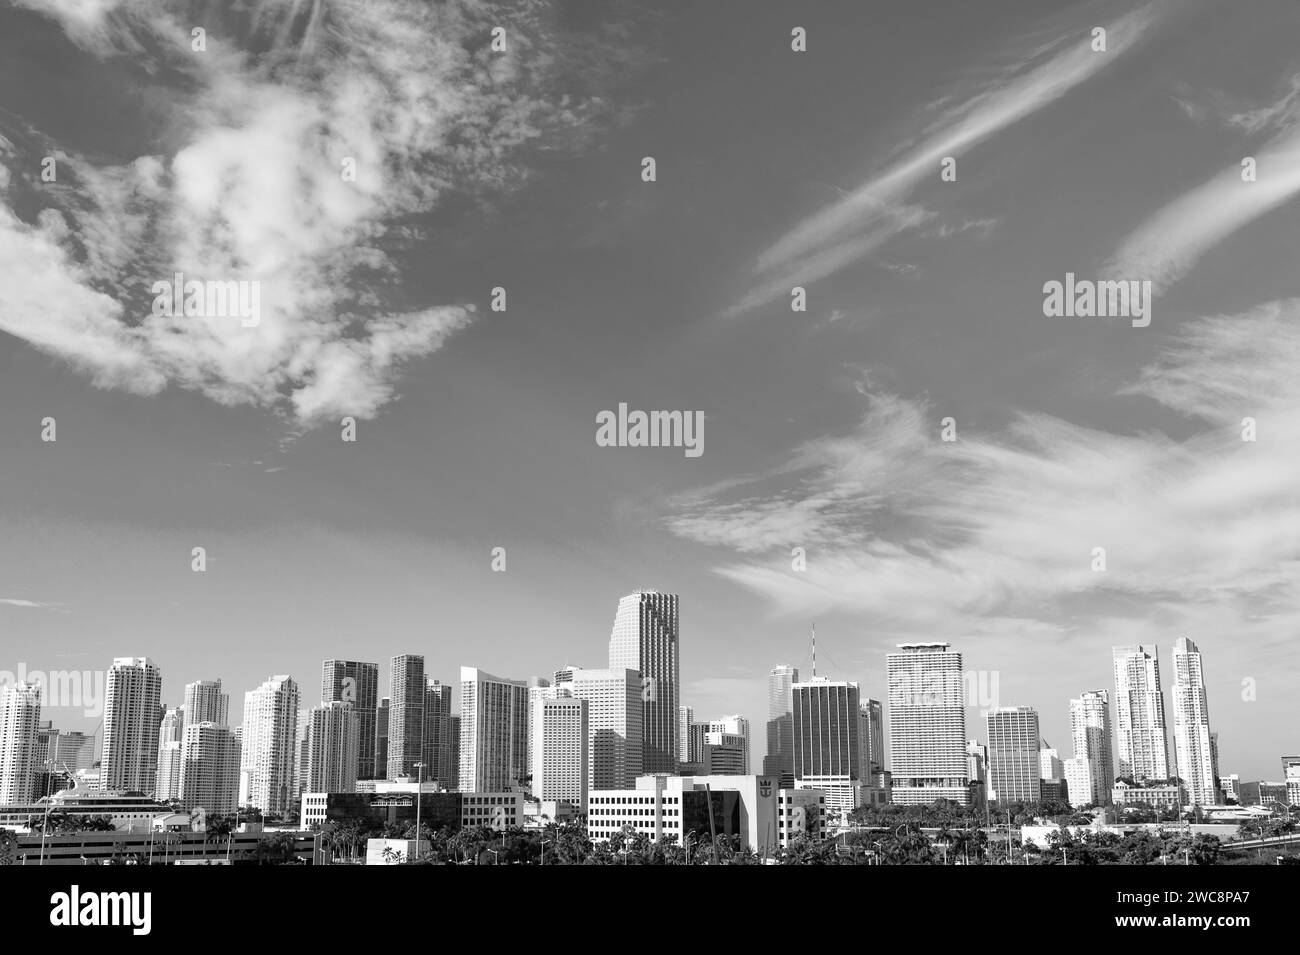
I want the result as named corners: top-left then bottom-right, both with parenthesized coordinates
top-left (0, 0), bottom-right (1297, 783)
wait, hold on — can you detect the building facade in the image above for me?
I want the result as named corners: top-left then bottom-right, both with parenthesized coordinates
top-left (0, 682), bottom-right (41, 803)
top-left (608, 591), bottom-right (680, 774)
top-left (459, 667), bottom-right (529, 793)
top-left (1069, 689), bottom-right (1114, 805)
top-left (986, 707), bottom-right (1041, 805)
top-left (791, 676), bottom-right (864, 813)
top-left (1171, 638), bottom-right (1215, 807)
top-left (1113, 645), bottom-right (1169, 780)
top-left (101, 658), bottom-right (163, 793)
top-left (886, 643), bottom-right (970, 806)
top-left (321, 661), bottom-right (379, 780)
top-left (240, 675), bottom-right (300, 814)
top-left (764, 665), bottom-right (799, 788)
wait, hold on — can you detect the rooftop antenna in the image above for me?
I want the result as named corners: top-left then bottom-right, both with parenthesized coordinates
top-left (812, 621), bottom-right (816, 678)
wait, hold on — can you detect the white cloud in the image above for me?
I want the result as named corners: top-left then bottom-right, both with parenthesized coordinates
top-left (727, 2), bottom-right (1170, 315)
top-left (668, 301), bottom-right (1300, 660)
top-left (0, 0), bottom-right (613, 424)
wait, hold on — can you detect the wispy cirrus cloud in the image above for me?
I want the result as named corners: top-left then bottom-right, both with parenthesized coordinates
top-left (0, 0), bottom-right (634, 424)
top-left (1108, 70), bottom-right (1300, 292)
top-left (725, 1), bottom-right (1173, 316)
top-left (668, 300), bottom-right (1300, 661)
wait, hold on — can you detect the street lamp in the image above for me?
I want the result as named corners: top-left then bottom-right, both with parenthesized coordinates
top-left (487, 848), bottom-right (500, 865)
top-left (685, 831), bottom-right (697, 865)
top-left (413, 761), bottom-right (425, 862)
top-left (541, 837), bottom-right (551, 866)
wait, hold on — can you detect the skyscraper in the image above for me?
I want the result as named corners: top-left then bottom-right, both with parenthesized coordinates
top-left (986, 707), bottom-right (1041, 804)
top-left (155, 706), bottom-right (185, 802)
top-left (0, 682), bottom-right (41, 803)
top-left (387, 654), bottom-right (425, 780)
top-left (458, 667), bottom-right (529, 792)
top-left (1113, 646), bottom-right (1169, 780)
top-left (321, 661), bottom-right (379, 780)
top-left (101, 657), bottom-right (163, 793)
top-left (1069, 689), bottom-right (1114, 805)
top-left (966, 740), bottom-right (988, 809)
top-left (708, 715), bottom-right (751, 774)
top-left (240, 675), bottom-right (300, 814)
top-left (180, 722), bottom-right (241, 815)
top-left (764, 664), bottom-right (799, 788)
top-left (886, 643), bottom-right (970, 806)
top-left (861, 699), bottom-right (886, 780)
top-left (1171, 638), bottom-right (1215, 807)
top-left (608, 591), bottom-right (680, 774)
top-left (791, 676), bottom-right (863, 813)
top-left (678, 705), bottom-right (693, 771)
top-left (375, 696), bottom-right (389, 779)
top-left (183, 679), bottom-right (229, 726)
top-left (52, 731), bottom-right (96, 773)
top-left (530, 693), bottom-right (588, 810)
top-left (423, 679), bottom-right (457, 788)
top-left (562, 667), bottom-right (643, 789)
top-left (303, 701), bottom-right (360, 794)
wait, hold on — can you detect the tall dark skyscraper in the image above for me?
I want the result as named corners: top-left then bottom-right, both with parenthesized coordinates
top-left (375, 696), bottom-right (390, 780)
top-left (423, 679), bottom-right (457, 788)
top-left (321, 660), bottom-right (379, 779)
top-left (387, 654), bottom-right (425, 779)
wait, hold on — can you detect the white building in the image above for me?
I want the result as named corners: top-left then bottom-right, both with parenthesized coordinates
top-left (183, 679), bottom-right (229, 726)
top-left (1040, 747), bottom-right (1063, 782)
top-left (562, 667), bottom-right (643, 790)
top-left (303, 701), bottom-right (360, 794)
top-left (1069, 689), bottom-right (1114, 804)
top-left (460, 791), bottom-right (523, 829)
top-left (0, 682), bottom-right (41, 803)
top-left (530, 694), bottom-right (588, 811)
top-left (1064, 756), bottom-right (1094, 809)
top-left (1113, 646), bottom-right (1169, 780)
top-left (180, 721), bottom-right (241, 815)
top-left (155, 707), bottom-right (185, 802)
top-left (240, 675), bottom-right (300, 814)
top-left (459, 667), bottom-right (529, 793)
top-left (587, 774), bottom-right (823, 855)
top-left (1171, 638), bottom-right (1215, 807)
top-left (886, 643), bottom-right (970, 806)
top-left (608, 591), bottom-right (680, 774)
top-left (101, 657), bottom-right (163, 793)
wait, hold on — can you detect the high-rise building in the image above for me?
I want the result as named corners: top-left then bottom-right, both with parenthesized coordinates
top-left (1171, 638), bottom-right (1215, 807)
top-left (678, 705), bottom-right (693, 771)
top-left (303, 701), bottom-right (360, 794)
top-left (1040, 746), bottom-right (1063, 782)
top-left (1113, 645), bottom-right (1169, 780)
top-left (764, 664), bottom-right (799, 788)
top-left (525, 677), bottom-right (552, 784)
top-left (1064, 756), bottom-right (1094, 809)
top-left (562, 667), bottom-right (643, 789)
top-left (458, 667), bottom-right (529, 792)
top-left (863, 699), bottom-right (886, 776)
top-left (1221, 772), bottom-right (1240, 803)
top-left (791, 676), bottom-right (863, 813)
top-left (321, 661), bottom-right (379, 780)
top-left (101, 657), bottom-right (163, 793)
top-left (240, 675), bottom-right (300, 814)
top-left (530, 693), bottom-right (588, 811)
top-left (986, 707), bottom-right (1041, 805)
top-left (708, 716), bottom-right (751, 774)
top-left (52, 731), bottom-right (96, 773)
top-left (156, 706), bottom-right (185, 801)
top-left (886, 643), bottom-right (970, 806)
top-left (184, 680), bottom-right (229, 726)
top-left (608, 591), bottom-right (680, 773)
top-left (423, 679), bottom-right (457, 788)
top-left (387, 654), bottom-right (425, 780)
top-left (1069, 689), bottom-right (1114, 805)
top-left (702, 732), bottom-right (747, 775)
top-left (0, 682), bottom-right (41, 803)
top-left (180, 722), bottom-right (241, 815)
top-left (375, 696), bottom-right (390, 779)
top-left (966, 740), bottom-right (987, 809)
